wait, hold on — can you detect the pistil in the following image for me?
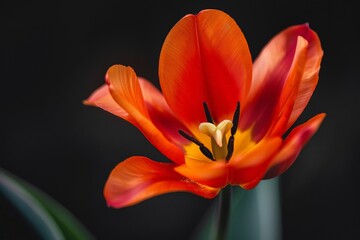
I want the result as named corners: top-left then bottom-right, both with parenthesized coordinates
top-left (199, 120), bottom-right (233, 159)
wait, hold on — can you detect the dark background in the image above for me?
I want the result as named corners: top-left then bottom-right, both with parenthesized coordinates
top-left (1, 0), bottom-right (359, 239)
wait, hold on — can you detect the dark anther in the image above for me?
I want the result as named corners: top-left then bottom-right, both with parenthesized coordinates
top-left (231, 102), bottom-right (240, 136)
top-left (178, 130), bottom-right (214, 160)
top-left (227, 102), bottom-right (240, 160)
top-left (200, 146), bottom-right (215, 160)
top-left (178, 130), bottom-right (202, 146)
top-left (226, 135), bottom-right (234, 160)
top-left (203, 102), bottom-right (214, 123)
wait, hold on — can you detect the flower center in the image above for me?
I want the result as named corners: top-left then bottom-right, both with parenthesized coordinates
top-left (178, 102), bottom-right (240, 161)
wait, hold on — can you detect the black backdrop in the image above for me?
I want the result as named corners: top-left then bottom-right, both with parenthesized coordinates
top-left (1, 1), bottom-right (359, 239)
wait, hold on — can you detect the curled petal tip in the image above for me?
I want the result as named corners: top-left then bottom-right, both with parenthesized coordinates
top-left (82, 99), bottom-right (92, 106)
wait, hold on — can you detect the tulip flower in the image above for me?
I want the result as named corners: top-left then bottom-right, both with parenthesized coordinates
top-left (85, 9), bottom-right (325, 211)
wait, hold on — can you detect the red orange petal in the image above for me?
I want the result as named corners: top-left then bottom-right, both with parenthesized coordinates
top-left (268, 36), bottom-right (309, 136)
top-left (159, 9), bottom-right (252, 126)
top-left (264, 113), bottom-right (326, 179)
top-left (138, 79), bottom-right (190, 146)
top-left (106, 65), bottom-right (184, 164)
top-left (104, 156), bottom-right (220, 208)
top-left (241, 26), bottom-right (308, 141)
top-left (269, 25), bottom-right (324, 136)
top-left (174, 160), bottom-right (229, 188)
top-left (85, 79), bottom-right (188, 147)
top-left (229, 137), bottom-right (282, 188)
top-left (285, 25), bottom-right (323, 129)
top-left (84, 84), bottom-right (135, 123)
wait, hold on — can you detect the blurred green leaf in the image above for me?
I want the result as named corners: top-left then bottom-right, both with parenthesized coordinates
top-left (0, 168), bottom-right (95, 240)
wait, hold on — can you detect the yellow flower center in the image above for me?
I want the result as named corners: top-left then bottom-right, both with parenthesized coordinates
top-left (178, 102), bottom-right (240, 161)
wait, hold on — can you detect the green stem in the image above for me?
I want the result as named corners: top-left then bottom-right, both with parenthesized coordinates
top-left (216, 185), bottom-right (232, 240)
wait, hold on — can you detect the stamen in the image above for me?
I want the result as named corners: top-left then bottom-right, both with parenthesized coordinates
top-left (226, 102), bottom-right (240, 160)
top-left (203, 102), bottom-right (214, 123)
top-left (231, 102), bottom-right (240, 136)
top-left (226, 136), bottom-right (234, 160)
top-left (178, 130), bottom-right (202, 146)
top-left (178, 130), bottom-right (214, 160)
top-left (199, 146), bottom-right (215, 160)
